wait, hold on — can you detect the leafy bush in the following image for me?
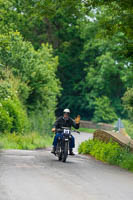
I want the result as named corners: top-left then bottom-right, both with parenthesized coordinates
top-left (0, 70), bottom-right (18, 100)
top-left (78, 139), bottom-right (133, 171)
top-left (0, 82), bottom-right (12, 100)
top-left (2, 98), bottom-right (29, 133)
top-left (0, 104), bottom-right (12, 132)
top-left (0, 69), bottom-right (30, 133)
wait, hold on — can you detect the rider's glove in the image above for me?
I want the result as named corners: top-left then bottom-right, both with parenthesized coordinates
top-left (75, 115), bottom-right (80, 124)
top-left (52, 128), bottom-right (56, 132)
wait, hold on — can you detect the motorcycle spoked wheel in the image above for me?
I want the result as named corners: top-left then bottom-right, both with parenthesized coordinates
top-left (56, 143), bottom-right (62, 161)
top-left (62, 141), bottom-right (68, 162)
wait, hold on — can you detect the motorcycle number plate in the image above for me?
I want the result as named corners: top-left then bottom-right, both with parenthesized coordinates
top-left (64, 129), bottom-right (70, 135)
top-left (65, 139), bottom-right (69, 141)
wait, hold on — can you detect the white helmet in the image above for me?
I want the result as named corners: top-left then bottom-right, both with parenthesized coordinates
top-left (63, 108), bottom-right (70, 113)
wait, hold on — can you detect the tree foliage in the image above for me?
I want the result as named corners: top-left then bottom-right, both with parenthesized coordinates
top-left (93, 96), bottom-right (117, 123)
top-left (0, 0), bottom-right (133, 124)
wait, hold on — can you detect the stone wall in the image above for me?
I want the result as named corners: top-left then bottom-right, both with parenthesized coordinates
top-left (80, 120), bottom-right (114, 131)
top-left (93, 129), bottom-right (133, 151)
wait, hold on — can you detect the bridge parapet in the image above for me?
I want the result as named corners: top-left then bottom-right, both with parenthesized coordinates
top-left (80, 120), bottom-right (113, 131)
top-left (94, 130), bottom-right (133, 151)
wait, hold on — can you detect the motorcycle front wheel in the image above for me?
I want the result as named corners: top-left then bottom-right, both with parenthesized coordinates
top-left (56, 143), bottom-right (62, 161)
top-left (62, 141), bottom-right (68, 162)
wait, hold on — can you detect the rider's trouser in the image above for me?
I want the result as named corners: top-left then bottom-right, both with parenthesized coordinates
top-left (53, 133), bottom-right (75, 149)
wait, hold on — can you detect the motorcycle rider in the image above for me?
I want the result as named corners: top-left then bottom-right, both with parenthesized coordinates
top-left (51, 109), bottom-right (80, 155)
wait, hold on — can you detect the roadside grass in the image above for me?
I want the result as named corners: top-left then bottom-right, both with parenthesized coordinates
top-left (0, 142), bottom-right (3, 149)
top-left (0, 132), bottom-right (53, 150)
top-left (78, 127), bottom-right (96, 133)
top-left (78, 139), bottom-right (133, 172)
top-left (122, 120), bottom-right (133, 139)
top-left (113, 119), bottom-right (133, 139)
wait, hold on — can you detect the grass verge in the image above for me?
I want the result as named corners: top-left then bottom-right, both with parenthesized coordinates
top-left (78, 139), bottom-right (133, 172)
top-left (0, 132), bottom-right (53, 150)
top-left (78, 127), bottom-right (96, 133)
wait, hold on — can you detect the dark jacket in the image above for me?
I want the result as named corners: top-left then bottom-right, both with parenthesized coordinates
top-left (53, 116), bottom-right (80, 130)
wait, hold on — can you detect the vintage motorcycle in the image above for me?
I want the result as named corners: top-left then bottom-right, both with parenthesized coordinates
top-left (54, 127), bottom-right (80, 162)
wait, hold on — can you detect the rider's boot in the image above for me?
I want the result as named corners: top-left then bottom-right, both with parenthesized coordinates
top-left (51, 146), bottom-right (56, 154)
top-left (69, 149), bottom-right (75, 155)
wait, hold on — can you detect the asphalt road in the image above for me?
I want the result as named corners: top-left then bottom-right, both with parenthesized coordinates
top-left (0, 132), bottom-right (133, 200)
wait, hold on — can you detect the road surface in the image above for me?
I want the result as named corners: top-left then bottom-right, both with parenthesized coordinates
top-left (0, 132), bottom-right (133, 200)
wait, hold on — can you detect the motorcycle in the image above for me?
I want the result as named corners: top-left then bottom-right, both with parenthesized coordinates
top-left (55, 127), bottom-right (80, 162)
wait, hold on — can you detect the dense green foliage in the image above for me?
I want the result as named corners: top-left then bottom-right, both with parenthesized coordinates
top-left (0, 0), bottom-right (133, 130)
top-left (0, 31), bottom-right (60, 134)
top-left (0, 32), bottom-right (60, 112)
top-left (93, 96), bottom-right (117, 123)
top-left (78, 139), bottom-right (133, 171)
top-left (6, 0), bottom-right (131, 122)
top-left (1, 98), bottom-right (28, 133)
top-left (0, 69), bottom-right (29, 133)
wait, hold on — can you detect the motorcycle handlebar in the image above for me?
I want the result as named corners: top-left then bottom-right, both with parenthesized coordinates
top-left (55, 128), bottom-right (80, 134)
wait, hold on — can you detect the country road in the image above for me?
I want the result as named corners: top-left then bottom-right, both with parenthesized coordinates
top-left (0, 132), bottom-right (133, 200)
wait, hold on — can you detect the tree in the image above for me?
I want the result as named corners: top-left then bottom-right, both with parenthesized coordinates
top-left (89, 0), bottom-right (133, 60)
top-left (93, 96), bottom-right (117, 123)
top-left (0, 32), bottom-right (61, 132)
top-left (1, 0), bottom-right (132, 122)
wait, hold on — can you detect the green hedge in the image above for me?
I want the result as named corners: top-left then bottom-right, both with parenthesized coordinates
top-left (0, 98), bottom-right (29, 133)
top-left (78, 139), bottom-right (133, 172)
